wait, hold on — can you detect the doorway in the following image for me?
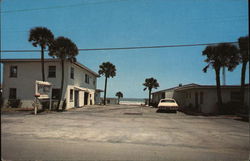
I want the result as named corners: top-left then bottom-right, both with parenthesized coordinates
top-left (84, 92), bottom-right (89, 105)
top-left (74, 90), bottom-right (79, 107)
top-left (195, 92), bottom-right (198, 109)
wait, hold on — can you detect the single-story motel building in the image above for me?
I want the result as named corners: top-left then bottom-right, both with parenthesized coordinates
top-left (100, 97), bottom-right (119, 105)
top-left (1, 59), bottom-right (103, 109)
top-left (152, 83), bottom-right (249, 114)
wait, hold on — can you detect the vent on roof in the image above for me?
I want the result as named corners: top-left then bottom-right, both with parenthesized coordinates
top-left (179, 83), bottom-right (182, 87)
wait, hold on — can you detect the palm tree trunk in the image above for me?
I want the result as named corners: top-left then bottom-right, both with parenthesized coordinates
top-left (118, 97), bottom-right (120, 104)
top-left (215, 68), bottom-right (222, 110)
top-left (57, 59), bottom-right (64, 110)
top-left (240, 61), bottom-right (247, 106)
top-left (148, 88), bottom-right (152, 106)
top-left (104, 76), bottom-right (108, 105)
top-left (41, 46), bottom-right (45, 81)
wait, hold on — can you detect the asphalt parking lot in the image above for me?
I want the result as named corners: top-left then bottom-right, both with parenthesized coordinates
top-left (1, 105), bottom-right (249, 161)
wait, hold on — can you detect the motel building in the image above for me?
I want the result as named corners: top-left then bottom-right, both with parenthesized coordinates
top-left (152, 83), bottom-right (249, 114)
top-left (1, 59), bottom-right (103, 109)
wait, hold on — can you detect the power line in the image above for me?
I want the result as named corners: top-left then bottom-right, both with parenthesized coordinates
top-left (1, 0), bottom-right (130, 13)
top-left (0, 41), bottom-right (238, 53)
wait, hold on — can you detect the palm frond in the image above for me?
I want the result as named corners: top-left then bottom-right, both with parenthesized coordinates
top-left (202, 64), bottom-right (210, 73)
top-left (48, 36), bottom-right (78, 60)
top-left (98, 62), bottom-right (116, 78)
top-left (28, 27), bottom-right (54, 48)
top-left (143, 77), bottom-right (159, 90)
top-left (238, 36), bottom-right (249, 62)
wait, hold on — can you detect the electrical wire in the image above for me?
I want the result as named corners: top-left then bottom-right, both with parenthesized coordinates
top-left (1, 0), bottom-right (130, 13)
top-left (0, 41), bottom-right (238, 53)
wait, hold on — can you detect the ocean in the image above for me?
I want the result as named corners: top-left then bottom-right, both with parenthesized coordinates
top-left (119, 98), bottom-right (146, 105)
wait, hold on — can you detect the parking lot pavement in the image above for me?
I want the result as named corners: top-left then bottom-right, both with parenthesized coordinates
top-left (1, 105), bottom-right (249, 161)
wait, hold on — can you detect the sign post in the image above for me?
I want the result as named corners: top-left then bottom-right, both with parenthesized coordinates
top-left (49, 87), bottom-right (52, 111)
top-left (34, 81), bottom-right (52, 115)
top-left (34, 94), bottom-right (40, 115)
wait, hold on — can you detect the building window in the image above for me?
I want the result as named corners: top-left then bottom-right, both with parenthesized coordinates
top-left (9, 88), bottom-right (16, 99)
top-left (85, 74), bottom-right (89, 84)
top-left (200, 92), bottom-right (203, 104)
top-left (70, 67), bottom-right (74, 79)
top-left (52, 89), bottom-right (60, 99)
top-left (230, 91), bottom-right (241, 102)
top-left (48, 66), bottom-right (56, 78)
top-left (10, 66), bottom-right (17, 77)
top-left (70, 89), bottom-right (74, 101)
top-left (93, 79), bottom-right (96, 86)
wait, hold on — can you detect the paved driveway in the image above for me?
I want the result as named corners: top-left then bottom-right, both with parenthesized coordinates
top-left (1, 105), bottom-right (249, 161)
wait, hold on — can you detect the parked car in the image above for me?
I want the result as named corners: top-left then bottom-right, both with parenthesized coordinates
top-left (157, 98), bottom-right (178, 113)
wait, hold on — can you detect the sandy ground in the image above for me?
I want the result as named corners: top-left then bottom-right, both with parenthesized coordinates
top-left (1, 105), bottom-right (249, 161)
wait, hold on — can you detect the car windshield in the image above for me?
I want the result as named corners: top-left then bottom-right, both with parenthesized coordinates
top-left (161, 100), bottom-right (175, 103)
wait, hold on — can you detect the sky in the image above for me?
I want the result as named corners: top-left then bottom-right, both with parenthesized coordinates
top-left (0, 0), bottom-right (249, 98)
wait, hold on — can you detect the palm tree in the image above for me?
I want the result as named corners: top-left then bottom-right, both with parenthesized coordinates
top-left (28, 27), bottom-right (54, 81)
top-left (49, 37), bottom-right (78, 110)
top-left (238, 36), bottom-right (249, 107)
top-left (98, 62), bottom-right (116, 105)
top-left (115, 91), bottom-right (123, 104)
top-left (143, 77), bottom-right (159, 106)
top-left (202, 43), bottom-right (239, 110)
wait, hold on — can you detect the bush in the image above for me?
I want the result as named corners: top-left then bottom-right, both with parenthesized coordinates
top-left (187, 103), bottom-right (193, 110)
top-left (40, 100), bottom-right (50, 110)
top-left (7, 99), bottom-right (22, 108)
top-left (150, 102), bottom-right (158, 107)
top-left (0, 97), bottom-right (4, 108)
top-left (219, 102), bottom-right (240, 114)
top-left (238, 104), bottom-right (248, 114)
top-left (40, 100), bottom-right (60, 111)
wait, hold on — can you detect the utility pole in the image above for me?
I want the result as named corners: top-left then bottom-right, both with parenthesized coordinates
top-left (0, 0), bottom-right (2, 86)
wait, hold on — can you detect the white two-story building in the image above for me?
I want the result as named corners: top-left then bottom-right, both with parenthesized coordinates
top-left (1, 59), bottom-right (102, 109)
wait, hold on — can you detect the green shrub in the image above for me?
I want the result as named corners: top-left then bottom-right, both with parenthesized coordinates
top-left (40, 100), bottom-right (50, 110)
top-left (219, 102), bottom-right (240, 114)
top-left (7, 99), bottom-right (22, 108)
top-left (0, 97), bottom-right (4, 108)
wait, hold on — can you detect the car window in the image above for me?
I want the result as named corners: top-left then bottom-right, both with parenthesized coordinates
top-left (161, 100), bottom-right (175, 103)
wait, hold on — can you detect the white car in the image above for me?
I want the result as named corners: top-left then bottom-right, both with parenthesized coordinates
top-left (157, 98), bottom-right (179, 113)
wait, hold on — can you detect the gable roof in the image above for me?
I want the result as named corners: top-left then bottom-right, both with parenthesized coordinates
top-left (0, 58), bottom-right (99, 77)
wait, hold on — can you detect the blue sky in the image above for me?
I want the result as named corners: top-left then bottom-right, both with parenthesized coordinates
top-left (1, 0), bottom-right (249, 98)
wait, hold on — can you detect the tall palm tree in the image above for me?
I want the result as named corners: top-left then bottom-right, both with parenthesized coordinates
top-left (28, 27), bottom-right (54, 81)
top-left (115, 91), bottom-right (123, 104)
top-left (202, 43), bottom-right (239, 110)
top-left (49, 37), bottom-right (78, 110)
top-left (238, 36), bottom-right (249, 106)
top-left (98, 62), bottom-right (116, 105)
top-left (143, 77), bottom-right (159, 106)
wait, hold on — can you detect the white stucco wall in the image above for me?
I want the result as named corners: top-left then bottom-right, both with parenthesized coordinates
top-left (2, 60), bottom-right (98, 109)
top-left (67, 62), bottom-right (97, 90)
top-left (65, 62), bottom-right (98, 108)
top-left (175, 88), bottom-right (249, 113)
top-left (165, 90), bottom-right (174, 98)
top-left (2, 61), bottom-right (68, 108)
top-left (95, 92), bottom-right (101, 104)
top-left (151, 93), bottom-right (161, 104)
top-left (153, 86), bottom-right (249, 114)
top-left (152, 90), bottom-right (174, 105)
